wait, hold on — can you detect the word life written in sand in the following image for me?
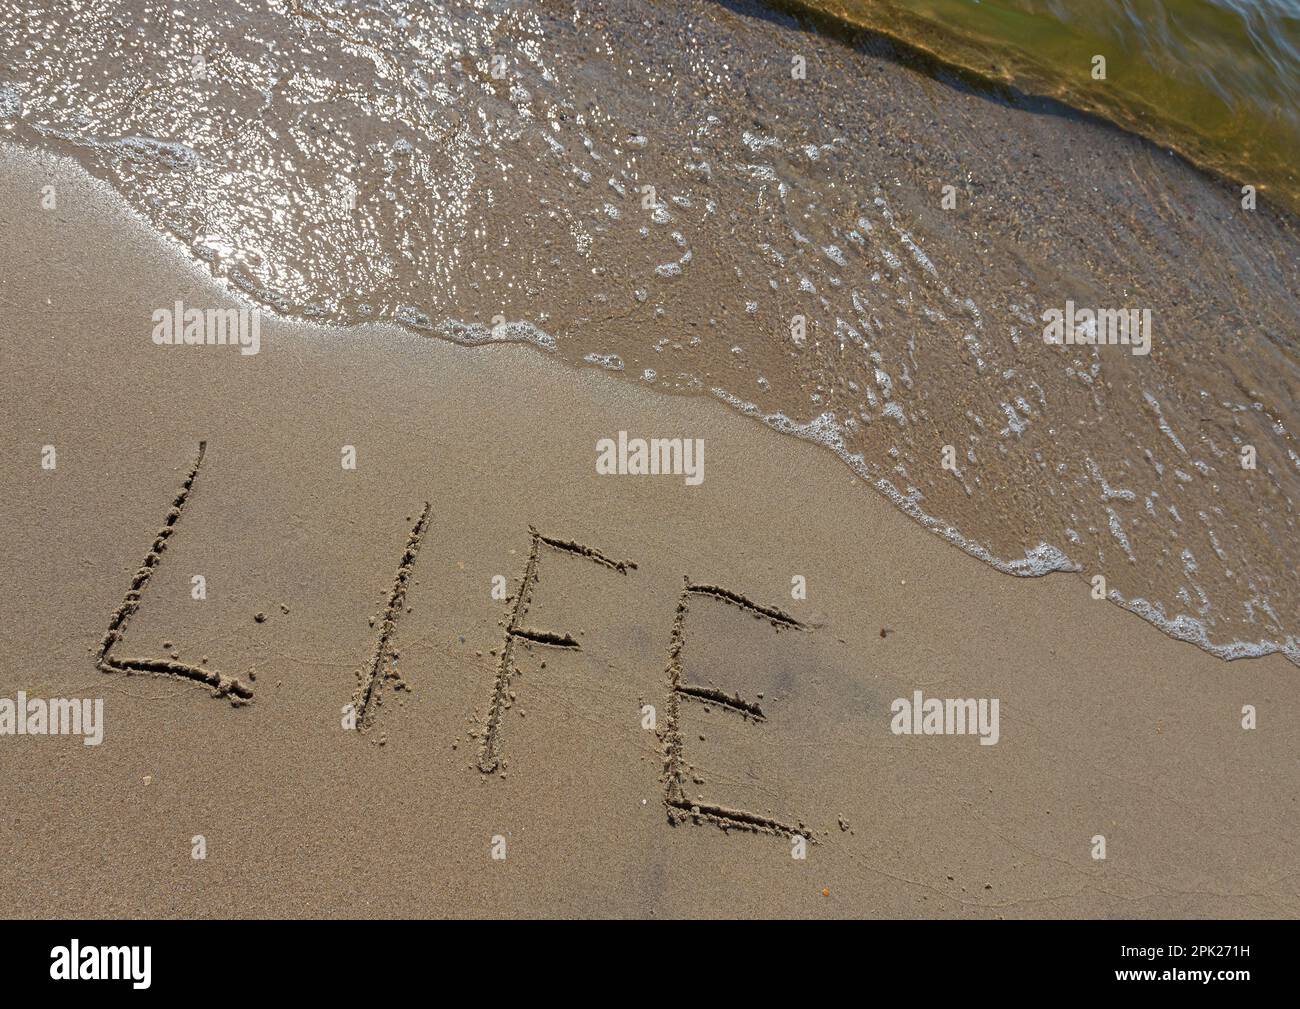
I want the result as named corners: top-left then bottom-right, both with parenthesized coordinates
top-left (95, 443), bottom-right (816, 841)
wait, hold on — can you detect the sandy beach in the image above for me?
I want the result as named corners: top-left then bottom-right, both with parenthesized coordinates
top-left (3, 143), bottom-right (1298, 918)
top-left (5, 0), bottom-right (1297, 672)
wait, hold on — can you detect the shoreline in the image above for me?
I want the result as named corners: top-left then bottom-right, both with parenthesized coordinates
top-left (4, 0), bottom-right (1296, 671)
top-left (5, 123), bottom-right (1297, 671)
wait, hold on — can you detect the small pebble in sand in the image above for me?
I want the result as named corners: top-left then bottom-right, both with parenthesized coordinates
top-left (143, 775), bottom-right (152, 785)
top-left (254, 612), bottom-right (266, 623)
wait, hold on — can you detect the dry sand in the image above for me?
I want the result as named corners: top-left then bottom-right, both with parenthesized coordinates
top-left (2, 145), bottom-right (1298, 918)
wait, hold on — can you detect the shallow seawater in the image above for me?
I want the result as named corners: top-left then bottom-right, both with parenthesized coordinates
top-left (1, 0), bottom-right (1297, 665)
top-left (790, 0), bottom-right (1300, 215)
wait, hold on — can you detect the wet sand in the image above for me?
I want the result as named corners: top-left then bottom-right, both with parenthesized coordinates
top-left (2, 146), bottom-right (1298, 918)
